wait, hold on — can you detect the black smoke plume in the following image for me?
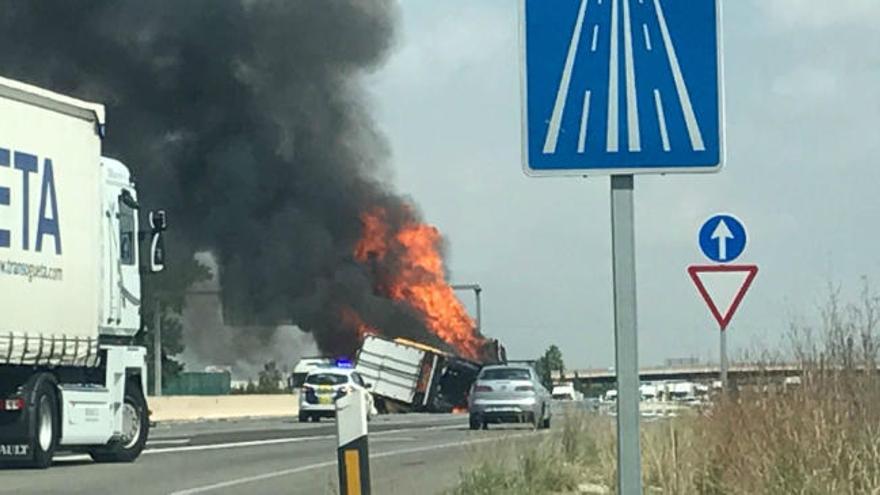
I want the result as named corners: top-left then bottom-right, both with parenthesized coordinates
top-left (0, 0), bottom-right (446, 360)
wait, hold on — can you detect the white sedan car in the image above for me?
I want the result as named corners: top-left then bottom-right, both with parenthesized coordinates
top-left (298, 366), bottom-right (376, 422)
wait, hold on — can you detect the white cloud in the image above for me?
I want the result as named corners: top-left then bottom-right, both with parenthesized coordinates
top-left (770, 66), bottom-right (838, 98)
top-left (760, 0), bottom-right (880, 29)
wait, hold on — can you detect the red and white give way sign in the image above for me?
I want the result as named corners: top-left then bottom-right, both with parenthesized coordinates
top-left (687, 265), bottom-right (758, 331)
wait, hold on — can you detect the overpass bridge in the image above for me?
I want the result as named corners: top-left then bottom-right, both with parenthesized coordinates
top-left (553, 363), bottom-right (803, 386)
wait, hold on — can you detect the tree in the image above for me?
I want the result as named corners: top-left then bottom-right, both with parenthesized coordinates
top-left (257, 361), bottom-right (284, 394)
top-left (535, 345), bottom-right (565, 390)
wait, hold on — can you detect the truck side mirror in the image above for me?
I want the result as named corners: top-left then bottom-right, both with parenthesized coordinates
top-left (149, 210), bottom-right (167, 232)
top-left (150, 231), bottom-right (165, 273)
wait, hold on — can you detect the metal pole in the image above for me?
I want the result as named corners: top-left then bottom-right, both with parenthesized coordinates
top-left (720, 329), bottom-right (728, 389)
top-left (610, 175), bottom-right (642, 494)
top-left (474, 287), bottom-right (482, 334)
top-left (452, 284), bottom-right (482, 333)
top-left (153, 299), bottom-right (162, 397)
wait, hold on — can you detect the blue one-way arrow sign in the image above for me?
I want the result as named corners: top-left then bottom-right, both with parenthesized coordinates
top-left (699, 214), bottom-right (746, 263)
top-left (521, 0), bottom-right (724, 175)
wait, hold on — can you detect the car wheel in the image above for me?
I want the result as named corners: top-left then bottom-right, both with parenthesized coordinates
top-left (89, 380), bottom-right (149, 463)
top-left (298, 412), bottom-right (309, 423)
top-left (468, 414), bottom-right (481, 430)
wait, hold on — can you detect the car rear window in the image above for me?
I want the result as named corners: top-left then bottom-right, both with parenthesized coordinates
top-left (480, 368), bottom-right (531, 381)
top-left (305, 373), bottom-right (348, 385)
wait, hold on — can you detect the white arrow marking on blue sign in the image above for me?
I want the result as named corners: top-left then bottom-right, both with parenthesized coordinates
top-left (652, 0), bottom-right (705, 151)
top-left (710, 219), bottom-right (734, 262)
top-left (542, 0), bottom-right (589, 154)
top-left (541, 0), bottom-right (708, 157)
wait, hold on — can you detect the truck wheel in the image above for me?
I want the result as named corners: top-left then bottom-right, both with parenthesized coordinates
top-left (89, 382), bottom-right (149, 463)
top-left (28, 375), bottom-right (59, 469)
top-left (542, 416), bottom-right (551, 429)
top-left (298, 412), bottom-right (309, 423)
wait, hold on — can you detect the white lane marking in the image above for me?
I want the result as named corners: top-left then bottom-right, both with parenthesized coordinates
top-left (622, 0), bottom-right (641, 152)
top-left (606, 0), bottom-right (619, 152)
top-left (170, 460), bottom-right (337, 495)
top-left (653, 0), bottom-right (705, 151)
top-left (578, 91), bottom-right (592, 153)
top-left (643, 23), bottom-right (652, 51)
top-left (169, 432), bottom-right (540, 495)
top-left (371, 436), bottom-right (417, 443)
top-left (145, 423), bottom-right (461, 455)
top-left (591, 25), bottom-right (599, 52)
top-left (542, 0), bottom-right (589, 154)
top-left (653, 89), bottom-right (670, 151)
top-left (146, 438), bottom-right (191, 446)
top-left (54, 424), bottom-right (464, 463)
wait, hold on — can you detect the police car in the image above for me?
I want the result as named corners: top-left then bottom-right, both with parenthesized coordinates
top-left (298, 360), bottom-right (376, 422)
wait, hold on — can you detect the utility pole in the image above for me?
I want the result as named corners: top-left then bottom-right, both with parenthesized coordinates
top-left (452, 283), bottom-right (482, 333)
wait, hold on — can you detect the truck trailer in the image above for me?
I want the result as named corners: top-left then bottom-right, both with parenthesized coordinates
top-left (0, 76), bottom-right (166, 468)
top-left (355, 335), bottom-right (483, 413)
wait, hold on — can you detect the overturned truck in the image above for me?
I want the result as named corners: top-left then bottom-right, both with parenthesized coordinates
top-left (355, 335), bottom-right (504, 413)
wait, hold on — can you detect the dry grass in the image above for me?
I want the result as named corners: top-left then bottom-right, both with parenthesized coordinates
top-left (450, 284), bottom-right (880, 494)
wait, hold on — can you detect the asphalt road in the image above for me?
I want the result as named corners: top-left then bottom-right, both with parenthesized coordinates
top-left (0, 414), bottom-right (544, 495)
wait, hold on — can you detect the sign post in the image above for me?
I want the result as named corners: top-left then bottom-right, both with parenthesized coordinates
top-left (690, 214), bottom-right (757, 389)
top-left (610, 175), bottom-right (640, 494)
top-left (521, 1), bottom-right (723, 491)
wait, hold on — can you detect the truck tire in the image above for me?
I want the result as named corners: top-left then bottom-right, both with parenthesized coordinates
top-left (27, 374), bottom-right (59, 469)
top-left (88, 381), bottom-right (149, 463)
top-left (298, 411), bottom-right (309, 423)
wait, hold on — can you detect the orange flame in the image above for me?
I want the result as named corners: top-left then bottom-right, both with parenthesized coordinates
top-left (355, 207), bottom-right (485, 360)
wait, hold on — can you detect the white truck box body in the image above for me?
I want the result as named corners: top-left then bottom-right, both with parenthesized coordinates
top-left (356, 335), bottom-right (428, 404)
top-left (0, 76), bottom-right (106, 365)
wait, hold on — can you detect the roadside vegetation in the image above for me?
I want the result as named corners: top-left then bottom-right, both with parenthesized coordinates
top-left (450, 284), bottom-right (880, 494)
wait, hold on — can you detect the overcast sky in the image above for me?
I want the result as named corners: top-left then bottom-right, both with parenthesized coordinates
top-left (366, 0), bottom-right (880, 369)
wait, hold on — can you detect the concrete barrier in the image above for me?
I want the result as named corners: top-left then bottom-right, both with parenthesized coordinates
top-left (147, 394), bottom-right (299, 422)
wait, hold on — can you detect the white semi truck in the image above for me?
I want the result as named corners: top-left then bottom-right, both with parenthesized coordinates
top-left (0, 76), bottom-right (166, 468)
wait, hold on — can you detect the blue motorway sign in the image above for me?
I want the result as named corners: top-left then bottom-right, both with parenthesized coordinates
top-left (699, 214), bottom-right (746, 263)
top-left (522, 0), bottom-right (723, 175)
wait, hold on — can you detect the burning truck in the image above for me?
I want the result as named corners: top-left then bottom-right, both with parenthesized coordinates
top-left (327, 206), bottom-right (507, 413)
top-left (355, 335), bottom-right (505, 413)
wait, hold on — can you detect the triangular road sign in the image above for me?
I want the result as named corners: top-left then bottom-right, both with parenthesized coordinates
top-left (688, 265), bottom-right (758, 331)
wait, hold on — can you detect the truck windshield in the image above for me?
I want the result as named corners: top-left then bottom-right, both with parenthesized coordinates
top-left (480, 368), bottom-right (531, 381)
top-left (305, 373), bottom-right (348, 386)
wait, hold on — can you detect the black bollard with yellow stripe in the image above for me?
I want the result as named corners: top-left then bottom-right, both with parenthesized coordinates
top-left (336, 388), bottom-right (371, 495)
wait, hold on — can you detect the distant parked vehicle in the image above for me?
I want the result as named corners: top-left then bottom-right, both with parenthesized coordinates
top-left (468, 365), bottom-right (552, 430)
top-left (551, 382), bottom-right (584, 401)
